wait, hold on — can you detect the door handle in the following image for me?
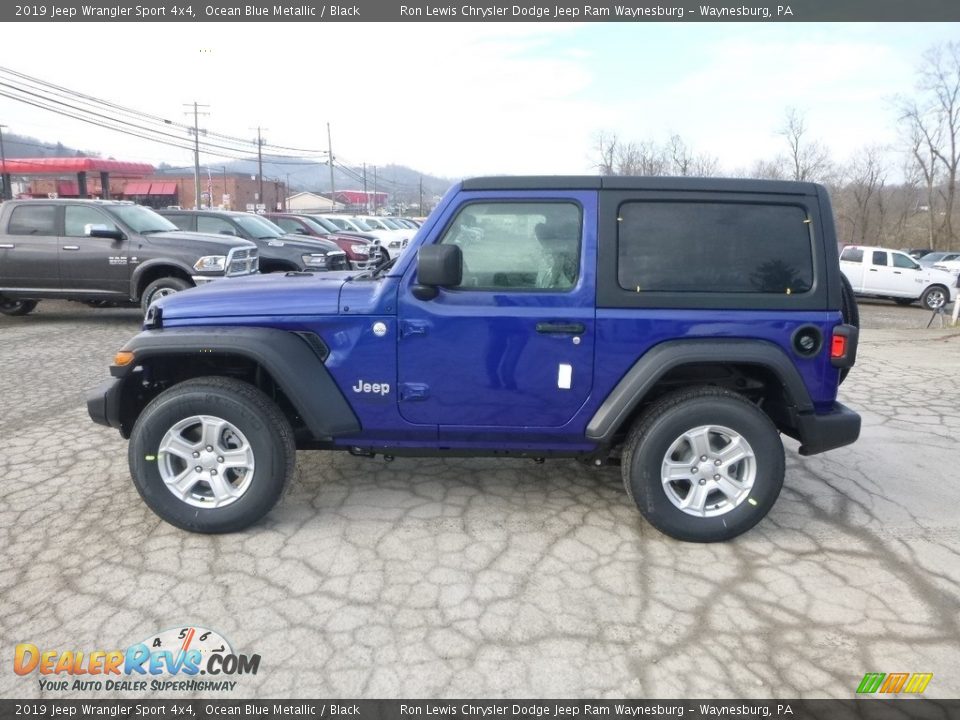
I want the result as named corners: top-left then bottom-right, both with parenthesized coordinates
top-left (62, 245), bottom-right (80, 251)
top-left (893, 271), bottom-right (902, 274)
top-left (869, 268), bottom-right (878, 272)
top-left (536, 322), bottom-right (585, 335)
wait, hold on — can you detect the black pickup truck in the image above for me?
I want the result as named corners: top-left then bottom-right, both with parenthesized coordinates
top-left (0, 199), bottom-right (259, 315)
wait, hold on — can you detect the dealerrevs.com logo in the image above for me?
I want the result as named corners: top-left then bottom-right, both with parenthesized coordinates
top-left (14, 626), bottom-right (260, 693)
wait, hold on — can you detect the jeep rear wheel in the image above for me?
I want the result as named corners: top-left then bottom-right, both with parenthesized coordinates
top-left (0, 298), bottom-right (38, 316)
top-left (622, 386), bottom-right (784, 543)
top-left (141, 276), bottom-right (191, 313)
top-left (128, 376), bottom-right (296, 533)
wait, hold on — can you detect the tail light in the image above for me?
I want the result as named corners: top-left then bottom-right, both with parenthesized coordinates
top-left (830, 325), bottom-right (858, 368)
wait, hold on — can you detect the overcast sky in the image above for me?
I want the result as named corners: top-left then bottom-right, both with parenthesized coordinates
top-left (1, 22), bottom-right (958, 182)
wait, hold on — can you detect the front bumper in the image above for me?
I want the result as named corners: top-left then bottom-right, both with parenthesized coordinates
top-left (792, 402), bottom-right (861, 456)
top-left (87, 378), bottom-right (124, 430)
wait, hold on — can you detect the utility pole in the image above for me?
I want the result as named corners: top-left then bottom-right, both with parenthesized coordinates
top-left (373, 165), bottom-right (377, 214)
top-left (327, 122), bottom-right (335, 211)
top-left (184, 102), bottom-right (209, 209)
top-left (0, 124), bottom-right (8, 201)
top-left (362, 162), bottom-right (368, 213)
top-left (222, 166), bottom-right (227, 208)
top-left (255, 126), bottom-right (265, 209)
top-left (284, 173), bottom-right (290, 211)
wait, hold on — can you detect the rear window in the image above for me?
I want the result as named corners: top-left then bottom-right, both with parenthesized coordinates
top-left (617, 201), bottom-right (813, 294)
top-left (8, 205), bottom-right (57, 235)
top-left (840, 247), bottom-right (864, 262)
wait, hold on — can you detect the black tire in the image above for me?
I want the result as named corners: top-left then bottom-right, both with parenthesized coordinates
top-left (0, 298), bottom-right (38, 316)
top-left (921, 285), bottom-right (949, 311)
top-left (838, 274), bottom-right (859, 384)
top-left (893, 298), bottom-right (915, 306)
top-left (140, 276), bottom-right (191, 313)
top-left (622, 386), bottom-right (785, 543)
top-left (128, 376), bottom-right (296, 533)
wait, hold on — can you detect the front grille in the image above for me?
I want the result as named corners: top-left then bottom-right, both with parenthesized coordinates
top-left (328, 251), bottom-right (349, 271)
top-left (227, 248), bottom-right (259, 276)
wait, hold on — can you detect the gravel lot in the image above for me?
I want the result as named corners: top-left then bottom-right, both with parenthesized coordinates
top-left (1, 299), bottom-right (958, 699)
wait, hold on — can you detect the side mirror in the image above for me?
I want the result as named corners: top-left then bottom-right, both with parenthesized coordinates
top-left (413, 244), bottom-right (462, 301)
top-left (86, 224), bottom-right (123, 241)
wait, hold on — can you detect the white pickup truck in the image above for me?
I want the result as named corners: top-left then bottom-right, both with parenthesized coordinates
top-left (840, 245), bottom-right (958, 310)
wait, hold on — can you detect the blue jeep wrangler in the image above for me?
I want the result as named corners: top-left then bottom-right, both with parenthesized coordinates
top-left (88, 177), bottom-right (860, 542)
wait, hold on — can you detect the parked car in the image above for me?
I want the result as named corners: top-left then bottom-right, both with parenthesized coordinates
top-left (317, 215), bottom-right (408, 260)
top-left (918, 251), bottom-right (960, 267)
top-left (0, 199), bottom-right (258, 315)
top-left (263, 213), bottom-right (382, 270)
top-left (353, 216), bottom-right (412, 259)
top-left (840, 245), bottom-right (958, 309)
top-left (904, 248), bottom-right (938, 260)
top-left (157, 210), bottom-right (348, 273)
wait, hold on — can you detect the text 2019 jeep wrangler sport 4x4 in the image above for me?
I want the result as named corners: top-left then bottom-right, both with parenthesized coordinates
top-left (88, 177), bottom-right (860, 542)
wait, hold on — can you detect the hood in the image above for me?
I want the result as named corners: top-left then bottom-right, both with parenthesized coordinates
top-left (155, 271), bottom-right (356, 320)
top-left (145, 231), bottom-right (256, 251)
top-left (260, 234), bottom-right (342, 253)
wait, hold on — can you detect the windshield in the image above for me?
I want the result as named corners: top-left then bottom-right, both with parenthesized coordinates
top-left (106, 204), bottom-right (178, 233)
top-left (234, 214), bottom-right (284, 239)
top-left (325, 216), bottom-right (351, 230)
top-left (351, 217), bottom-right (373, 231)
top-left (300, 216), bottom-right (333, 234)
top-left (310, 216), bottom-right (340, 233)
top-left (380, 218), bottom-right (402, 230)
top-left (920, 252), bottom-right (947, 264)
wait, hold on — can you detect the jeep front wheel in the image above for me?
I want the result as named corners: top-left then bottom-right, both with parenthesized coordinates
top-left (0, 298), bottom-right (38, 316)
top-left (622, 386), bottom-right (784, 542)
top-left (128, 376), bottom-right (296, 533)
top-left (141, 276), bottom-right (191, 313)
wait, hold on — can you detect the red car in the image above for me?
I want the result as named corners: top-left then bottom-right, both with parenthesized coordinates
top-left (265, 213), bottom-right (383, 270)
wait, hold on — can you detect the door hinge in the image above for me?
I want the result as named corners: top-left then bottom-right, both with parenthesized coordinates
top-left (398, 383), bottom-right (430, 401)
top-left (399, 320), bottom-right (429, 339)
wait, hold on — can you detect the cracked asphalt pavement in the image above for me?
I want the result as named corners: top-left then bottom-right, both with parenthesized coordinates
top-left (1, 300), bottom-right (958, 699)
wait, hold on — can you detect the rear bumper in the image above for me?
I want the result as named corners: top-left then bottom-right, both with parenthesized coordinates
top-left (793, 402), bottom-right (861, 456)
top-left (87, 378), bottom-right (123, 430)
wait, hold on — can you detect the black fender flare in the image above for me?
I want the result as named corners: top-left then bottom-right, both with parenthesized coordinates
top-left (585, 339), bottom-right (814, 442)
top-left (111, 326), bottom-right (360, 439)
top-left (130, 259), bottom-right (197, 300)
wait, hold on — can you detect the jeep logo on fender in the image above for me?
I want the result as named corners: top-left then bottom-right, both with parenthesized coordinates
top-left (352, 380), bottom-right (390, 396)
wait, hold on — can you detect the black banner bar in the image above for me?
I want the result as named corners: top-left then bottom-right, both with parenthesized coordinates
top-left (0, 700), bottom-right (957, 720)
top-left (2, 0), bottom-right (959, 23)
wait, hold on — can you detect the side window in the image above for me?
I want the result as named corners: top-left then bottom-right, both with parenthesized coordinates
top-left (617, 201), bottom-right (813, 294)
top-left (439, 202), bottom-right (581, 291)
top-left (197, 216), bottom-right (237, 236)
top-left (892, 253), bottom-right (918, 269)
top-left (871, 251), bottom-right (887, 266)
top-left (64, 206), bottom-right (116, 237)
top-left (8, 205), bottom-right (57, 236)
top-left (840, 247), bottom-right (863, 262)
top-left (163, 214), bottom-right (189, 230)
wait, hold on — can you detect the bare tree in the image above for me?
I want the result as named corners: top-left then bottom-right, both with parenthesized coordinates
top-left (847, 145), bottom-right (888, 243)
top-left (780, 108), bottom-right (833, 182)
top-left (901, 103), bottom-right (942, 249)
top-left (919, 42), bottom-right (960, 245)
top-left (594, 132), bottom-right (715, 177)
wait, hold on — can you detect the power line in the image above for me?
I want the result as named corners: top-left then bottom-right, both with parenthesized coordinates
top-left (0, 65), bottom-right (331, 156)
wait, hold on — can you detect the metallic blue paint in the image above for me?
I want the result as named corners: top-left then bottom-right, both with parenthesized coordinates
top-left (149, 182), bottom-right (848, 452)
